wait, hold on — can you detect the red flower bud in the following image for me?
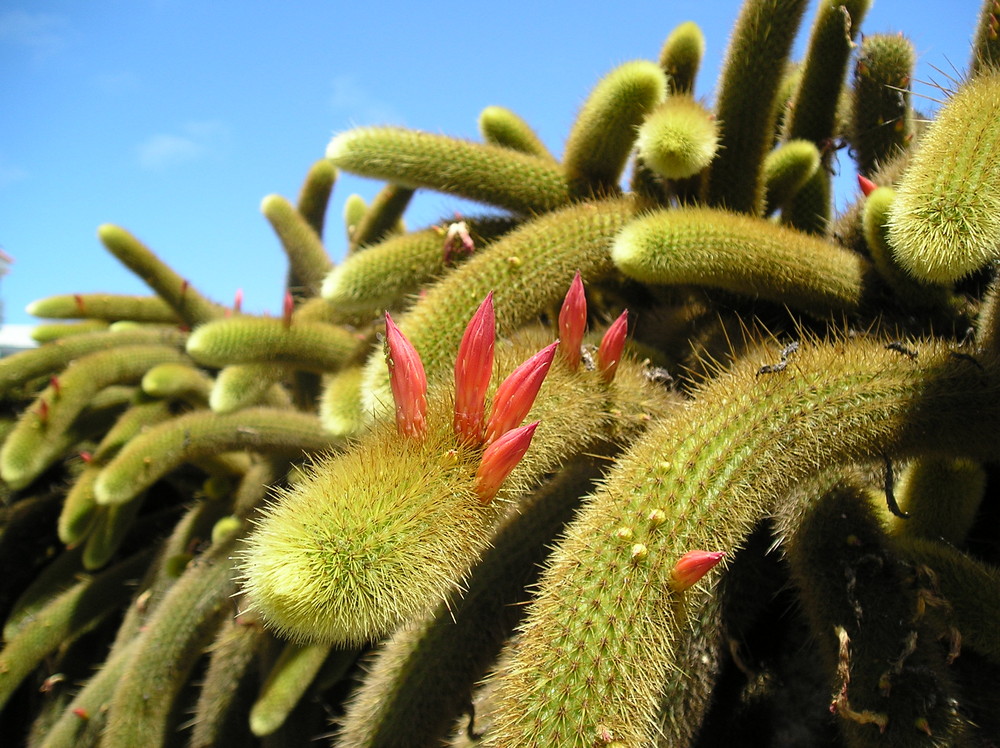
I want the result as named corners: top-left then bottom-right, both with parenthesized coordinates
top-left (597, 310), bottom-right (628, 382)
top-left (474, 421), bottom-right (538, 503)
top-left (384, 313), bottom-right (428, 439)
top-left (670, 550), bottom-right (725, 591)
top-left (483, 341), bottom-right (558, 445)
top-left (857, 174), bottom-right (877, 197)
top-left (558, 272), bottom-right (587, 369)
top-left (454, 293), bottom-right (495, 445)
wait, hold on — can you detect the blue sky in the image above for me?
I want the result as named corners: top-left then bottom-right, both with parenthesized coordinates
top-left (0, 1), bottom-right (985, 333)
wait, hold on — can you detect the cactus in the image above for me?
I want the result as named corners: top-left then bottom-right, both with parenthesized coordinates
top-left (4, 3), bottom-right (1000, 746)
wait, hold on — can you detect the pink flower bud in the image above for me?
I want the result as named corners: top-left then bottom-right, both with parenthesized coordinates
top-left (454, 293), bottom-right (495, 445)
top-left (384, 313), bottom-right (428, 439)
top-left (857, 175), bottom-right (877, 197)
top-left (597, 310), bottom-right (628, 382)
top-left (234, 288), bottom-right (244, 313)
top-left (474, 421), bottom-right (538, 503)
top-left (558, 272), bottom-right (587, 369)
top-left (484, 341), bottom-right (558, 445)
top-left (670, 550), bottom-right (725, 592)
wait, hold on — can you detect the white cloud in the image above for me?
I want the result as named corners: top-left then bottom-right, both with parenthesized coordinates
top-left (330, 74), bottom-right (403, 126)
top-left (136, 121), bottom-right (229, 171)
top-left (0, 10), bottom-right (68, 60)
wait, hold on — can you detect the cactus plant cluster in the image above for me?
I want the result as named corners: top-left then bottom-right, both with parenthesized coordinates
top-left (4, 0), bottom-right (1000, 745)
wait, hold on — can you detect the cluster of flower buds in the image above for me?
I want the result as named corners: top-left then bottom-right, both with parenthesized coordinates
top-left (382, 275), bottom-right (631, 503)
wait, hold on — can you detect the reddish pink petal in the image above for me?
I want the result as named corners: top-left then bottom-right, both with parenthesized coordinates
top-left (670, 550), bottom-right (725, 591)
top-left (454, 292), bottom-right (495, 445)
top-left (558, 272), bottom-right (587, 369)
top-left (384, 313), bottom-right (428, 439)
top-left (234, 288), bottom-right (244, 313)
top-left (484, 341), bottom-right (558, 445)
top-left (282, 291), bottom-right (294, 328)
top-left (597, 310), bottom-right (628, 382)
top-left (475, 421), bottom-right (538, 503)
top-left (857, 175), bottom-right (877, 197)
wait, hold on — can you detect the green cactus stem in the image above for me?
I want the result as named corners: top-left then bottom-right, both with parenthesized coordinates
top-left (780, 165), bottom-right (833, 235)
top-left (704, 0), bottom-right (809, 214)
top-left (561, 60), bottom-right (667, 197)
top-left (3, 546), bottom-right (85, 642)
top-left (189, 616), bottom-right (265, 748)
top-left (861, 185), bottom-right (957, 312)
top-left (97, 224), bottom-right (228, 326)
top-left (894, 535), bottom-right (1000, 667)
top-left (611, 206), bottom-right (870, 316)
top-left (0, 548), bottom-right (151, 712)
top-left (782, 0), bottom-right (870, 146)
top-left (884, 457), bottom-right (987, 545)
top-left (209, 363), bottom-right (291, 414)
top-left (326, 126), bottom-right (572, 215)
top-left (185, 315), bottom-right (360, 372)
top-left (477, 106), bottom-right (555, 161)
top-left (886, 72), bottom-right (1000, 283)
top-left (335, 453), bottom-right (611, 747)
top-left (323, 216), bottom-right (517, 317)
top-left (140, 361), bottom-right (213, 406)
top-left (781, 481), bottom-right (969, 745)
top-left (0, 326), bottom-right (187, 400)
top-left (29, 320), bottom-right (110, 343)
top-left (249, 640), bottom-right (337, 736)
top-left (318, 365), bottom-right (366, 438)
top-left (658, 21), bottom-right (705, 95)
top-left (971, 0), bottom-right (1000, 77)
top-left (35, 636), bottom-right (141, 748)
top-left (101, 532), bottom-right (240, 746)
top-left (26, 293), bottom-right (180, 324)
top-left (0, 345), bottom-right (190, 490)
top-left (850, 33), bottom-right (916, 177)
top-left (483, 335), bottom-right (1000, 746)
top-left (348, 183), bottom-right (415, 252)
top-left (295, 158), bottom-right (337, 238)
top-left (762, 138), bottom-right (821, 214)
top-left (261, 193), bottom-right (334, 298)
top-left (92, 407), bottom-right (335, 506)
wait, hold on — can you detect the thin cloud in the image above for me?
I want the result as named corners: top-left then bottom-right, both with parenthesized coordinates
top-left (0, 156), bottom-right (28, 189)
top-left (0, 10), bottom-right (68, 60)
top-left (92, 70), bottom-right (140, 95)
top-left (330, 74), bottom-right (403, 126)
top-left (136, 121), bottom-right (229, 171)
